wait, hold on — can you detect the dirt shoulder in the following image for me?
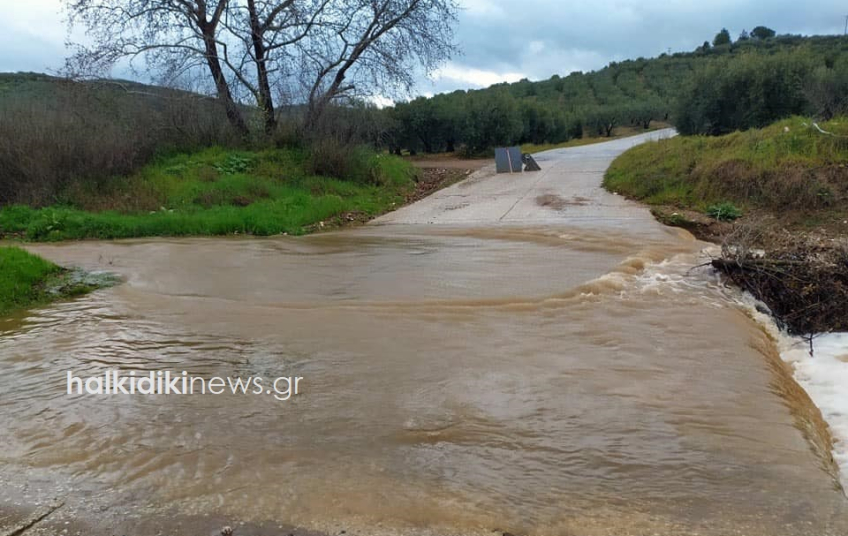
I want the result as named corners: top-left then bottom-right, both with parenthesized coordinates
top-left (405, 155), bottom-right (488, 170)
top-left (304, 166), bottom-right (476, 232)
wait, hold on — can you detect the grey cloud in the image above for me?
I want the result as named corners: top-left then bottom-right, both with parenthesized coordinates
top-left (422, 0), bottom-right (848, 95)
top-left (1, 0), bottom-right (845, 96)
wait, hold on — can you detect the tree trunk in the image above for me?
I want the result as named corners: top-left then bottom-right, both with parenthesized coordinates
top-left (421, 137), bottom-right (433, 154)
top-left (247, 0), bottom-right (277, 136)
top-left (200, 24), bottom-right (249, 136)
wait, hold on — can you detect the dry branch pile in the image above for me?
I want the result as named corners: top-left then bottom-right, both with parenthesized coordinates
top-left (712, 223), bottom-right (848, 335)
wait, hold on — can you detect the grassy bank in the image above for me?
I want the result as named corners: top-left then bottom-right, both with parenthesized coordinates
top-left (0, 247), bottom-right (112, 315)
top-left (603, 117), bottom-right (848, 335)
top-left (0, 247), bottom-right (59, 314)
top-left (0, 146), bottom-right (416, 241)
top-left (603, 116), bottom-right (848, 230)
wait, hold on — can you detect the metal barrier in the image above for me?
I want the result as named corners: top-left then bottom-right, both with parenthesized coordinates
top-left (495, 147), bottom-right (542, 173)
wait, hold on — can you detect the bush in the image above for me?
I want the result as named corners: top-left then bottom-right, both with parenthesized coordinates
top-left (0, 74), bottom-right (240, 206)
top-left (805, 56), bottom-right (848, 120)
top-left (307, 140), bottom-right (378, 184)
top-left (706, 202), bottom-right (743, 221)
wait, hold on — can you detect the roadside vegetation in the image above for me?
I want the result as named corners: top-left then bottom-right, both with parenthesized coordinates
top-left (604, 116), bottom-right (848, 222)
top-left (0, 73), bottom-right (242, 206)
top-left (0, 247), bottom-right (113, 315)
top-left (604, 117), bottom-right (848, 336)
top-left (0, 145), bottom-right (415, 241)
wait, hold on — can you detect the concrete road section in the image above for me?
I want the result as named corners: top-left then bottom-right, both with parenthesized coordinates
top-left (373, 129), bottom-right (676, 234)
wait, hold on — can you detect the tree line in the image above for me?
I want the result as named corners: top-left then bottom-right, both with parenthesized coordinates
top-left (676, 39), bottom-right (848, 135)
top-left (383, 32), bottom-right (848, 154)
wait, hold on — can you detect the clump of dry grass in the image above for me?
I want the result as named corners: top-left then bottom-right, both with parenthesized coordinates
top-left (0, 76), bottom-right (239, 207)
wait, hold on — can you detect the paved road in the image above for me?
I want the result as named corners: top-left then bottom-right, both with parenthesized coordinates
top-left (373, 129), bottom-right (676, 232)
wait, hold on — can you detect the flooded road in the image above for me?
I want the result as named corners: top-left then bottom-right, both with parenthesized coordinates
top-left (2, 131), bottom-right (847, 535)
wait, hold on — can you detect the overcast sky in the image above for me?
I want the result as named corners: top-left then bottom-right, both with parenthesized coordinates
top-left (2, 0), bottom-right (846, 97)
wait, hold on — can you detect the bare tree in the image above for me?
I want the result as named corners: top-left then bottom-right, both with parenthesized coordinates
top-left (223, 0), bottom-right (330, 134)
top-left (64, 0), bottom-right (250, 135)
top-left (297, 0), bottom-right (458, 128)
top-left (64, 0), bottom-right (459, 137)
top-left (223, 0), bottom-right (458, 133)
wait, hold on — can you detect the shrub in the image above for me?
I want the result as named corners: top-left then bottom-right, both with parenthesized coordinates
top-left (706, 202), bottom-right (743, 221)
top-left (307, 140), bottom-right (380, 184)
top-left (0, 74), bottom-right (240, 206)
top-left (805, 57), bottom-right (848, 120)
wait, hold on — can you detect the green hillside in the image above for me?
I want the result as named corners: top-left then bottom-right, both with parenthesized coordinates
top-left (387, 34), bottom-right (848, 154)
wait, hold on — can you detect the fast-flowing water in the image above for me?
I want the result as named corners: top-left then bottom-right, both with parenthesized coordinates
top-left (2, 135), bottom-right (847, 536)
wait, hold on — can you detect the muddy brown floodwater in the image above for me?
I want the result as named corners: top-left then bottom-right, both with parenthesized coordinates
top-left (2, 134), bottom-right (847, 536)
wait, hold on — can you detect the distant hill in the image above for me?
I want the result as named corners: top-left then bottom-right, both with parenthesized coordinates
top-left (0, 71), bottom-right (219, 111)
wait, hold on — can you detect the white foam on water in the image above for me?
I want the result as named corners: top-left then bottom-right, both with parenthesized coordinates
top-left (779, 332), bottom-right (848, 485)
top-left (630, 249), bottom-right (848, 490)
top-left (731, 290), bottom-right (848, 491)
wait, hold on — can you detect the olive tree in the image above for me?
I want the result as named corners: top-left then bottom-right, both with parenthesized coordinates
top-left (751, 26), bottom-right (776, 40)
top-left (713, 28), bottom-right (731, 47)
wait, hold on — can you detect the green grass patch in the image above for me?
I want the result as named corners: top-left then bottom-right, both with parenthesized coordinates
top-left (0, 247), bottom-right (64, 314)
top-left (603, 116), bottom-right (848, 217)
top-left (0, 247), bottom-right (116, 315)
top-left (1, 147), bottom-right (416, 241)
top-left (706, 202), bottom-right (743, 222)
